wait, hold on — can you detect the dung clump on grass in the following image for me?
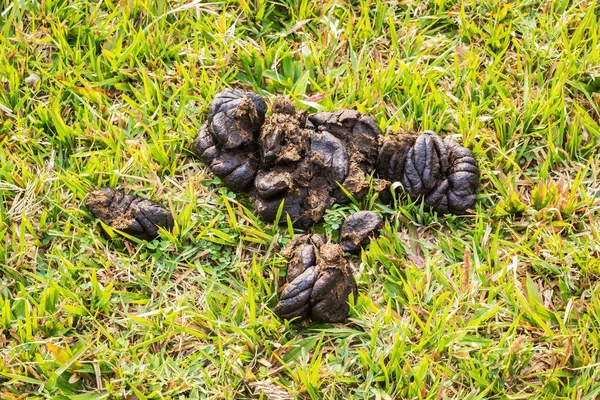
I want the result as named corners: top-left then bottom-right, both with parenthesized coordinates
top-left (192, 89), bottom-right (267, 192)
top-left (192, 90), bottom-right (480, 227)
top-left (273, 234), bottom-right (358, 323)
top-left (377, 131), bottom-right (479, 214)
top-left (84, 188), bottom-right (174, 241)
top-left (252, 99), bottom-right (382, 228)
top-left (193, 92), bottom-right (384, 228)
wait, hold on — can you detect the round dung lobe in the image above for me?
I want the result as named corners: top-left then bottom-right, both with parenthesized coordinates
top-left (376, 131), bottom-right (479, 214)
top-left (192, 89), bottom-right (267, 193)
top-left (274, 235), bottom-right (357, 323)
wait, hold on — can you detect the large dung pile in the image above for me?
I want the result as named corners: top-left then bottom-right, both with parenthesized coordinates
top-left (193, 90), bottom-right (480, 228)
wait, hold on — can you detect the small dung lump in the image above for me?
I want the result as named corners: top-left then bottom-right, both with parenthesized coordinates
top-left (84, 188), bottom-right (174, 241)
top-left (339, 211), bottom-right (384, 253)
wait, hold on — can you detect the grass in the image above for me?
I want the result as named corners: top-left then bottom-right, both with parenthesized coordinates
top-left (1, 0), bottom-right (600, 398)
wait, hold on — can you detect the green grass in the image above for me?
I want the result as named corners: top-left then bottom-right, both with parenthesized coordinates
top-left (1, 0), bottom-right (600, 398)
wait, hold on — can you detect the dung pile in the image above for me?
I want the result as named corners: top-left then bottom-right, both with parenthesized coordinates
top-left (273, 211), bottom-right (386, 323)
top-left (83, 89), bottom-right (481, 325)
top-left (187, 86), bottom-right (481, 324)
top-left (193, 90), bottom-right (479, 228)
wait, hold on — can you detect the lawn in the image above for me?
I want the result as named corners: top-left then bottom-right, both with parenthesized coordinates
top-left (1, 0), bottom-right (600, 398)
